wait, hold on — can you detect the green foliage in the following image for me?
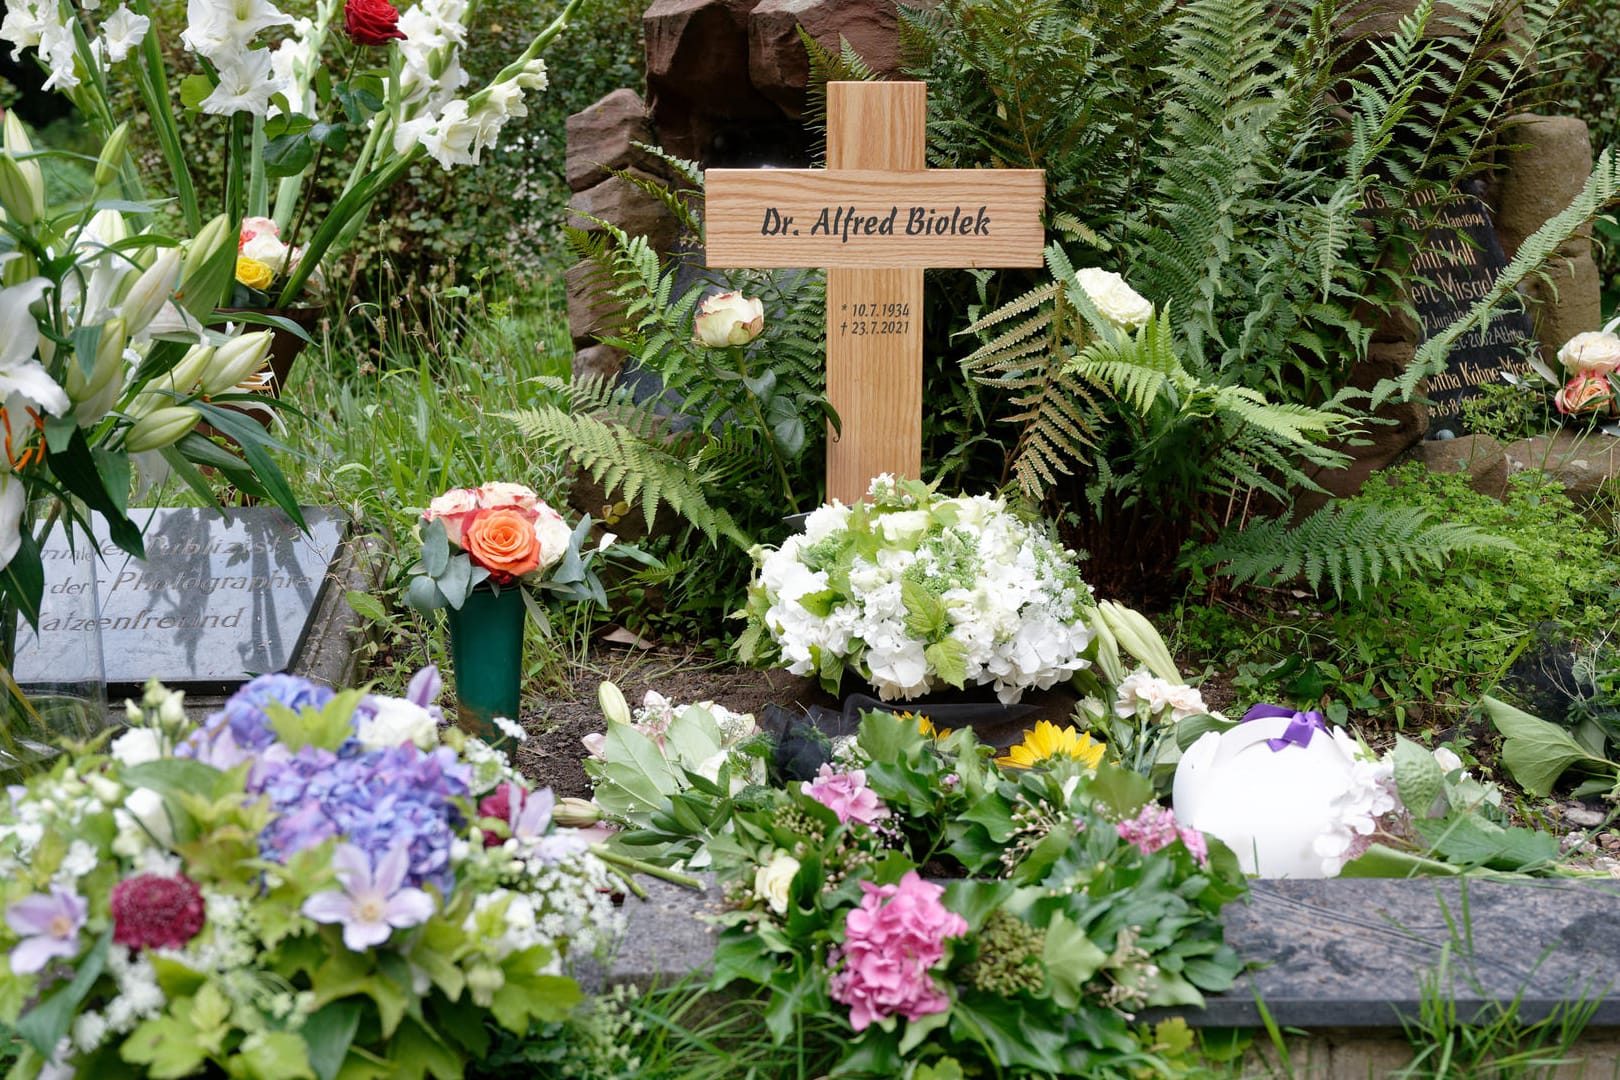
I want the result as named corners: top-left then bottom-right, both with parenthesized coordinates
top-left (1178, 465), bottom-right (1620, 720)
top-left (1457, 380), bottom-right (1555, 443)
top-left (1190, 502), bottom-right (1518, 600)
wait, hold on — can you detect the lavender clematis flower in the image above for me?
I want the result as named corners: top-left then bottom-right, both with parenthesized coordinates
top-left (303, 843), bottom-right (436, 951)
top-left (508, 787), bottom-right (587, 864)
top-left (6, 887), bottom-right (87, 974)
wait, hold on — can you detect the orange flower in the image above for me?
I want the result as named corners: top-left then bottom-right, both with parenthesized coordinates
top-left (463, 507), bottom-right (541, 582)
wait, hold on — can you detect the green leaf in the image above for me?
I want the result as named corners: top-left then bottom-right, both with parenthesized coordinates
top-left (267, 689), bottom-right (362, 753)
top-left (92, 448), bottom-right (132, 515)
top-left (44, 415), bottom-right (77, 455)
top-left (924, 638), bottom-right (967, 689)
top-left (490, 973), bottom-right (581, 1031)
top-left (1393, 736), bottom-right (1444, 819)
top-left (387, 1018), bottom-right (462, 1080)
top-left (405, 576), bottom-right (446, 612)
top-left (18, 931), bottom-right (109, 1057)
top-left (229, 1031), bottom-right (315, 1080)
top-left (122, 1014), bottom-right (207, 1079)
top-left (1, 529), bottom-right (44, 631)
top-left (189, 403), bottom-right (307, 531)
top-left (262, 132), bottom-right (315, 178)
top-left (901, 578), bottom-right (949, 640)
top-left (1410, 816), bottom-right (1561, 872)
top-left (797, 588), bottom-right (840, 618)
top-left (1338, 843), bottom-right (1461, 878)
top-left (1483, 695), bottom-right (1617, 796)
top-left (179, 73), bottom-right (215, 109)
top-left (439, 554), bottom-right (472, 610)
top-left (45, 427), bottom-right (143, 557)
top-left (1042, 911), bottom-right (1106, 1008)
top-left (422, 518), bottom-right (450, 577)
top-left (303, 999), bottom-right (362, 1080)
top-left (344, 590), bottom-right (389, 622)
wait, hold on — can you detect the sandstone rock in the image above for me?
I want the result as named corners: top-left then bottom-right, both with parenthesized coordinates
top-left (1495, 116), bottom-right (1595, 259)
top-left (1503, 428), bottom-right (1620, 508)
top-left (567, 168), bottom-right (681, 253)
top-left (1416, 432), bottom-right (1507, 497)
top-left (1299, 340), bottom-right (1429, 510)
top-left (645, 0), bottom-right (776, 120)
top-left (573, 344), bottom-right (630, 383)
top-left (566, 260), bottom-right (628, 347)
top-left (748, 0), bottom-right (902, 116)
top-left (566, 89), bottom-right (658, 194)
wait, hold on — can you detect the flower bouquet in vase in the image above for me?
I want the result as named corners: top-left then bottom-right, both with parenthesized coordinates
top-left (1527, 319), bottom-right (1620, 430)
top-left (407, 484), bottom-right (603, 739)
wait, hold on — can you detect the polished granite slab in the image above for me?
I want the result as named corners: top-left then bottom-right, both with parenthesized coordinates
top-left (14, 507), bottom-right (344, 692)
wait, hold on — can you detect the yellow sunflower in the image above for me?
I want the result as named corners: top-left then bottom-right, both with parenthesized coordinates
top-left (996, 721), bottom-right (1105, 770)
top-left (896, 710), bottom-right (952, 739)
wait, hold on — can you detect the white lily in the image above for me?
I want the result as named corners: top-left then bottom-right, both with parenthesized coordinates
top-left (0, 277), bottom-right (68, 416)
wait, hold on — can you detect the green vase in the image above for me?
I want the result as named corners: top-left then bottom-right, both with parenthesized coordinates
top-left (446, 583), bottom-right (525, 740)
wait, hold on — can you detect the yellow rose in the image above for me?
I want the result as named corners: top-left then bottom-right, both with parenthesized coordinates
top-left (235, 256), bottom-right (275, 291)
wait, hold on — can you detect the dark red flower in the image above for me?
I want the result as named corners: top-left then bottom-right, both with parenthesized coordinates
top-left (110, 874), bottom-right (205, 950)
top-left (343, 0), bottom-right (407, 46)
top-left (477, 783), bottom-right (516, 847)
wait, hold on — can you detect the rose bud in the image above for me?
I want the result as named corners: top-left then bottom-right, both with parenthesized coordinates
top-left (692, 291), bottom-right (765, 348)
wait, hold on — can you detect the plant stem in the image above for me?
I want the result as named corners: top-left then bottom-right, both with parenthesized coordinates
top-left (589, 845), bottom-right (702, 890)
top-left (734, 346), bottom-right (800, 513)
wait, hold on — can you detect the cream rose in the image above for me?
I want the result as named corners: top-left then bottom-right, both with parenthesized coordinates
top-left (753, 850), bottom-right (800, 915)
top-left (532, 502), bottom-right (573, 571)
top-left (239, 231), bottom-right (291, 274)
top-left (478, 481), bottom-right (540, 509)
top-left (1556, 331), bottom-right (1620, 376)
top-left (425, 488), bottom-right (482, 547)
top-left (693, 291), bottom-right (765, 348)
top-left (1074, 268), bottom-right (1154, 331)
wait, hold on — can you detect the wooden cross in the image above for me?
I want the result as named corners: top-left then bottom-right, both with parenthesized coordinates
top-left (704, 82), bottom-right (1045, 505)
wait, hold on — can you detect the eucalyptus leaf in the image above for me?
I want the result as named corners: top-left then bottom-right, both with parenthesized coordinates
top-left (422, 518), bottom-right (450, 577)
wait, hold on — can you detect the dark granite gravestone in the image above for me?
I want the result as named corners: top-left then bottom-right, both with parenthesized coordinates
top-left (13, 507), bottom-right (345, 693)
top-left (1408, 187), bottom-right (1538, 436)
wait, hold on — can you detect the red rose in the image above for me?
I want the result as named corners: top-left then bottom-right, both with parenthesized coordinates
top-left (344, 0), bottom-right (406, 45)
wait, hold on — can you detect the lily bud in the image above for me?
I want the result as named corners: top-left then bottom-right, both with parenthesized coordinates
top-left (598, 681), bottom-right (631, 726)
top-left (0, 249), bottom-right (36, 287)
top-left (0, 113), bottom-right (43, 227)
top-left (94, 122), bottom-right (131, 189)
top-left (553, 797), bottom-right (603, 828)
top-left (159, 343), bottom-right (217, 398)
top-left (177, 213), bottom-right (234, 319)
top-left (200, 330), bottom-right (272, 396)
top-left (66, 318), bottom-right (128, 401)
top-left (121, 247), bottom-right (182, 335)
top-left (0, 153), bottom-right (42, 227)
top-left (125, 406), bottom-right (201, 452)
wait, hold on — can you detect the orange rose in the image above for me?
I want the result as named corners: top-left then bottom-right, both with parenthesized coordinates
top-left (463, 507), bottom-right (542, 582)
top-left (1554, 373), bottom-right (1616, 417)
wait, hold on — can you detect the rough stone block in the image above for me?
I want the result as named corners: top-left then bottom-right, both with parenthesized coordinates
top-left (566, 89), bottom-right (658, 193)
top-left (567, 168), bottom-right (681, 253)
top-left (1300, 341), bottom-right (1428, 508)
top-left (645, 0), bottom-right (776, 119)
top-left (748, 0), bottom-right (902, 116)
top-left (573, 343), bottom-right (630, 383)
top-left (1416, 432), bottom-right (1508, 496)
top-left (1496, 115), bottom-right (1596, 259)
top-left (566, 260), bottom-right (629, 347)
top-left (1503, 428), bottom-right (1620, 508)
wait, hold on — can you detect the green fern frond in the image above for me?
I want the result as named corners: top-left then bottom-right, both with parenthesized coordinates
top-left (502, 405), bottom-right (751, 549)
top-left (1191, 503), bottom-right (1518, 599)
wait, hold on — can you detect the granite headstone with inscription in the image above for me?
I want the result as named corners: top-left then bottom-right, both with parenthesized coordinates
top-left (13, 507), bottom-right (344, 693)
top-left (1407, 187), bottom-right (1537, 435)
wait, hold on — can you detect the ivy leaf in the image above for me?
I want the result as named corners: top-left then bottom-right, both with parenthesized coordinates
top-left (227, 1030), bottom-right (315, 1080)
top-left (122, 1014), bottom-right (207, 1078)
top-left (924, 638), bottom-right (967, 689)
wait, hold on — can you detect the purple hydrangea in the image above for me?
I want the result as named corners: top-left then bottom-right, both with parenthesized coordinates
top-left (253, 742), bottom-right (471, 895)
top-left (180, 674), bottom-right (338, 761)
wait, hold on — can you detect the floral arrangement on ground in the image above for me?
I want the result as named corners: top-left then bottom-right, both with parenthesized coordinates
top-left (0, 669), bottom-right (626, 1079)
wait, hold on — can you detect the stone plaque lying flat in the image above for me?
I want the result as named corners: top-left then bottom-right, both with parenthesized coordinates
top-left (14, 507), bottom-right (344, 693)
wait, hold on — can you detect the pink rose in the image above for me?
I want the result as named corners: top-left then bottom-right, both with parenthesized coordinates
top-left (829, 872), bottom-right (967, 1031)
top-left (802, 764), bottom-right (888, 825)
top-left (1554, 373), bottom-right (1617, 417)
top-left (478, 481), bottom-right (540, 510)
top-left (239, 216), bottom-right (279, 251)
top-left (424, 487), bottom-right (481, 547)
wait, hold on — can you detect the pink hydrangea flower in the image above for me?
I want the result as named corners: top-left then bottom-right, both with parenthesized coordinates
top-left (802, 764), bottom-right (888, 826)
top-left (829, 871), bottom-right (966, 1031)
top-left (1116, 805), bottom-right (1208, 867)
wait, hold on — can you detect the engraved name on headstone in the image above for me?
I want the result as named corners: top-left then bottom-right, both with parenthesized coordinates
top-left (14, 507), bottom-right (344, 691)
top-left (1406, 188), bottom-right (1536, 434)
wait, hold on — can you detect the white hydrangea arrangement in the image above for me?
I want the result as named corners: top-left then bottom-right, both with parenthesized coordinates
top-left (739, 476), bottom-right (1096, 703)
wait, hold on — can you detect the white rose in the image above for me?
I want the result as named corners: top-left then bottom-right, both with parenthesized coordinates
top-left (477, 482), bottom-right (539, 509)
top-left (1432, 747), bottom-right (1462, 773)
top-left (532, 504), bottom-right (573, 572)
top-left (1074, 268), bottom-right (1154, 331)
top-left (356, 696), bottom-right (437, 750)
top-left (120, 787), bottom-right (174, 848)
top-left (753, 850), bottom-right (800, 915)
top-left (876, 510), bottom-right (931, 546)
top-left (239, 231), bottom-right (291, 273)
top-left (1556, 331), bottom-right (1620, 376)
top-left (110, 728), bottom-right (163, 767)
top-left (692, 291), bottom-right (764, 348)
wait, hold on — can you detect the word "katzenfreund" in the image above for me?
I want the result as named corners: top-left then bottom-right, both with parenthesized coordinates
top-left (759, 205), bottom-right (991, 242)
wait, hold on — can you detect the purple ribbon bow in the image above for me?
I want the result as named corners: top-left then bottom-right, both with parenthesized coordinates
top-left (1241, 703), bottom-right (1328, 751)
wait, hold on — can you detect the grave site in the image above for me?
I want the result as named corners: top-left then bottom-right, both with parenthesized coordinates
top-left (2, 0), bottom-right (1620, 1076)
